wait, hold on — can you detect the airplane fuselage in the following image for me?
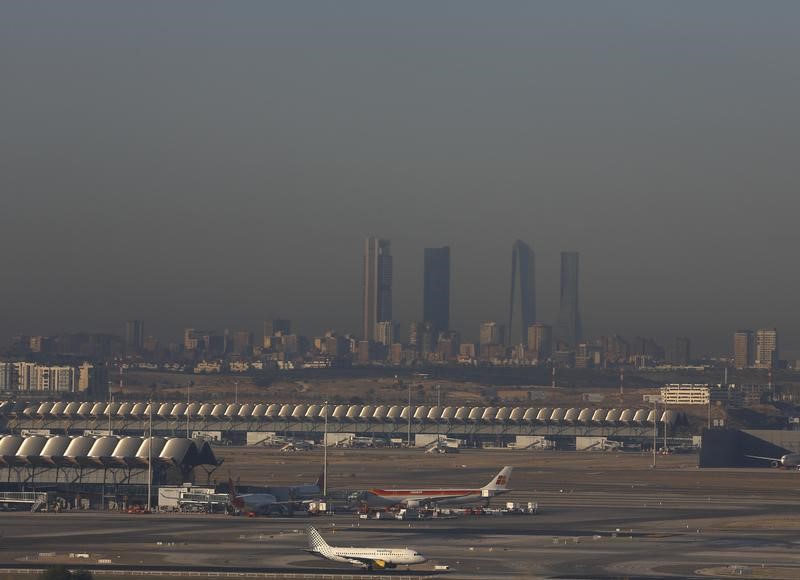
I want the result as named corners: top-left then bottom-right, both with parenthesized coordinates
top-left (234, 493), bottom-right (280, 514)
top-left (310, 547), bottom-right (425, 568)
top-left (364, 487), bottom-right (495, 507)
top-left (779, 453), bottom-right (800, 468)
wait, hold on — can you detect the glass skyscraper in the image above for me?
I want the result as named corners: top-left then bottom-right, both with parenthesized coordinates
top-left (423, 246), bottom-right (450, 336)
top-left (362, 237), bottom-right (393, 341)
top-left (556, 251), bottom-right (582, 348)
top-left (508, 240), bottom-right (535, 346)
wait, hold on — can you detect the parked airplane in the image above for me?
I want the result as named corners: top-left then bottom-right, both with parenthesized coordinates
top-left (226, 471), bottom-right (324, 515)
top-left (265, 472), bottom-right (325, 502)
top-left (227, 479), bottom-right (287, 515)
top-left (361, 466), bottom-right (513, 508)
top-left (305, 525), bottom-right (426, 570)
top-left (746, 453), bottom-right (800, 469)
top-left (298, 472), bottom-right (325, 498)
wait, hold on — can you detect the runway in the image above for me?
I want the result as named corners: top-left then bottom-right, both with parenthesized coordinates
top-left (1, 449), bottom-right (799, 579)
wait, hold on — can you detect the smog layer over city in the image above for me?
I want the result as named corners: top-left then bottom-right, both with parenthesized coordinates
top-left (2, 3), bottom-right (800, 580)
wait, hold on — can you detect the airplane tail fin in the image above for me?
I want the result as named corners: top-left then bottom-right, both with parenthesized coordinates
top-left (227, 477), bottom-right (244, 508)
top-left (306, 525), bottom-right (330, 551)
top-left (482, 466), bottom-right (513, 491)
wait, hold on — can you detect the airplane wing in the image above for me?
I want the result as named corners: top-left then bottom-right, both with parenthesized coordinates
top-left (745, 455), bottom-right (781, 461)
top-left (302, 549), bottom-right (388, 569)
top-left (341, 556), bottom-right (391, 569)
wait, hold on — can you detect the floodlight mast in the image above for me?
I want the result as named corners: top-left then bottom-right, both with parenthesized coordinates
top-left (652, 401), bottom-right (658, 468)
top-left (147, 399), bottom-right (153, 511)
top-left (323, 400), bottom-right (328, 499)
top-left (407, 383), bottom-right (411, 447)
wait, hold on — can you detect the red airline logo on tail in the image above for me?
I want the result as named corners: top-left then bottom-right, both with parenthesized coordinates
top-left (495, 475), bottom-right (507, 486)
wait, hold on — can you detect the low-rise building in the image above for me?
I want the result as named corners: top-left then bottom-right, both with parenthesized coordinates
top-left (661, 384), bottom-right (711, 405)
top-left (194, 360), bottom-right (223, 374)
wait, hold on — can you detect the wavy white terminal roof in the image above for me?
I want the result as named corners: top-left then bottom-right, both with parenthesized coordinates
top-left (0, 434), bottom-right (217, 467)
top-left (0, 401), bottom-right (678, 426)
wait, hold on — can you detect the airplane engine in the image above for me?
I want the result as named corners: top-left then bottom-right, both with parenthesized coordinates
top-left (405, 500), bottom-right (421, 509)
top-left (772, 460), bottom-right (781, 468)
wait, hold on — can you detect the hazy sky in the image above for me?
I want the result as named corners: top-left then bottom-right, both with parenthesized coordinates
top-left (2, 2), bottom-right (799, 356)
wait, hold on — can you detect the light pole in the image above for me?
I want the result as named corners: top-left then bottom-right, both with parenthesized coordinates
top-left (652, 400), bottom-right (658, 468)
top-left (234, 380), bottom-right (238, 404)
top-left (323, 400), bottom-right (328, 498)
top-left (436, 384), bottom-right (441, 442)
top-left (146, 398), bottom-right (153, 511)
top-left (107, 381), bottom-right (113, 435)
top-left (186, 382), bottom-right (190, 439)
top-left (407, 383), bottom-right (412, 447)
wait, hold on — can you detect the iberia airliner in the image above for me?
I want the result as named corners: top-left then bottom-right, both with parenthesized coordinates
top-left (361, 466), bottom-right (513, 508)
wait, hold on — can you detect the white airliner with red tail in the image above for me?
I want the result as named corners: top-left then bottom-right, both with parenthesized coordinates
top-left (362, 466), bottom-right (513, 508)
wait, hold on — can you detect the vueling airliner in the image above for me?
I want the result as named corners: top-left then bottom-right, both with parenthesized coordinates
top-left (305, 525), bottom-right (426, 570)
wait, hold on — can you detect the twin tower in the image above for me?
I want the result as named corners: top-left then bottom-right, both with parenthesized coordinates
top-left (363, 236), bottom-right (582, 349)
top-left (509, 240), bottom-right (582, 348)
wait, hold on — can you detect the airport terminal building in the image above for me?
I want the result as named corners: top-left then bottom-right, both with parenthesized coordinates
top-left (0, 399), bottom-right (681, 451)
top-left (0, 434), bottom-right (219, 510)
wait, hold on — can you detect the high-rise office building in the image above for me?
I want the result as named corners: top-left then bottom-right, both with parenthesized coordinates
top-left (15, 362), bottom-right (36, 390)
top-left (0, 362), bottom-right (14, 391)
top-left (29, 336), bottom-right (53, 354)
top-left (362, 237), bottom-right (393, 341)
top-left (125, 320), bottom-right (144, 351)
top-left (755, 328), bottom-right (779, 370)
top-left (32, 365), bottom-right (76, 392)
top-left (508, 240), bottom-right (535, 346)
top-left (143, 336), bottom-right (160, 352)
top-left (734, 330), bottom-right (755, 369)
top-left (423, 246), bottom-right (450, 335)
top-left (527, 323), bottom-right (552, 361)
top-left (78, 362), bottom-right (109, 398)
top-left (408, 321), bottom-right (435, 355)
top-left (479, 321), bottom-right (505, 360)
top-left (266, 319), bottom-right (292, 336)
top-left (232, 331), bottom-right (253, 355)
top-left (375, 321), bottom-right (397, 347)
top-left (479, 321), bottom-right (505, 346)
top-left (556, 251), bottom-right (582, 348)
top-left (184, 328), bottom-right (199, 351)
top-left (602, 335), bottom-right (630, 365)
top-left (670, 337), bottom-right (691, 365)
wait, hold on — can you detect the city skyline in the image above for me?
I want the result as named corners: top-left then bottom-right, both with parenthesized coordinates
top-left (4, 241), bottom-right (794, 368)
top-left (2, 3), bottom-right (800, 356)
top-left (1, 235), bottom-right (795, 358)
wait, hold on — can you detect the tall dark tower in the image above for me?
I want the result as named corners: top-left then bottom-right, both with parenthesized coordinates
top-left (423, 246), bottom-right (451, 336)
top-left (556, 251), bottom-right (582, 348)
top-left (362, 237), bottom-right (393, 341)
top-left (125, 320), bottom-right (144, 352)
top-left (508, 240), bottom-right (535, 346)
